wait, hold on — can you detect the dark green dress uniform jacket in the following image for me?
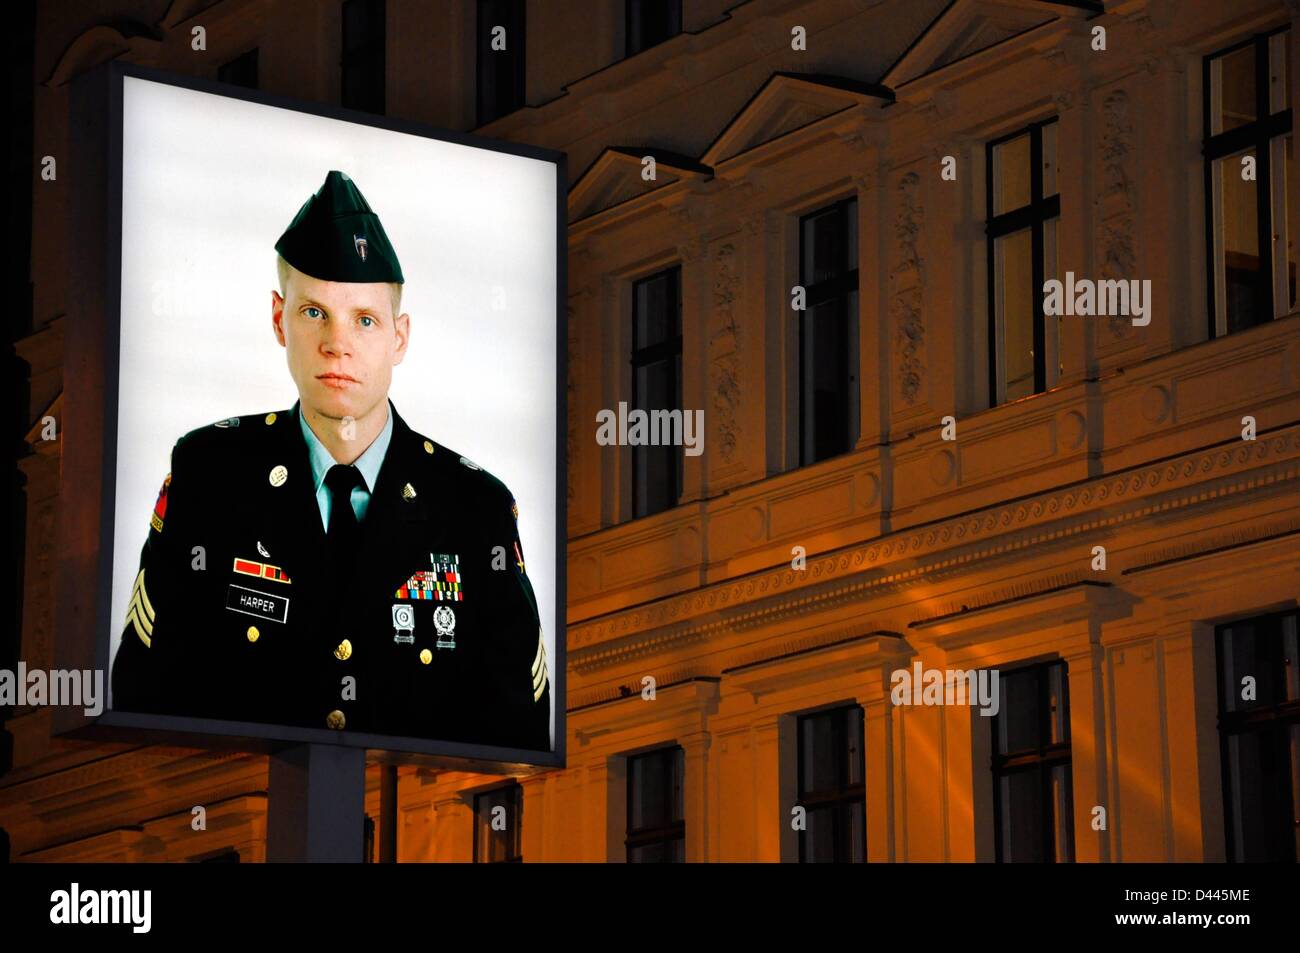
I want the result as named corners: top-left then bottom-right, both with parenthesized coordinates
top-left (111, 400), bottom-right (552, 751)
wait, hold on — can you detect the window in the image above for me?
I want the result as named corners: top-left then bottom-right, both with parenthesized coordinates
top-left (986, 119), bottom-right (1060, 405)
top-left (362, 814), bottom-right (375, 863)
top-left (625, 0), bottom-right (682, 57)
top-left (991, 661), bottom-right (1074, 862)
top-left (1215, 610), bottom-right (1300, 862)
top-left (630, 267), bottom-right (682, 519)
top-left (798, 197), bottom-right (859, 464)
top-left (474, 783), bottom-right (523, 862)
top-left (796, 706), bottom-right (865, 862)
top-left (476, 0), bottom-right (526, 126)
top-left (217, 48), bottom-right (258, 89)
top-left (342, 0), bottom-right (385, 114)
top-left (626, 746), bottom-right (684, 862)
top-left (1205, 29), bottom-right (1294, 336)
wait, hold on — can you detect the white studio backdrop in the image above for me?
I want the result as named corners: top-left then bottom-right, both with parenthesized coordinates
top-left (110, 76), bottom-right (558, 746)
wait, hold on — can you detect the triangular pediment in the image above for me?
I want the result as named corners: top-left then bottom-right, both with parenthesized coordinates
top-left (882, 0), bottom-right (1099, 91)
top-left (568, 147), bottom-right (710, 223)
top-left (701, 72), bottom-right (892, 167)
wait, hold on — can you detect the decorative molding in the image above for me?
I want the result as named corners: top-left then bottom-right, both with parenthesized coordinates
top-left (709, 242), bottom-right (742, 466)
top-left (1122, 514), bottom-right (1300, 575)
top-left (891, 171), bottom-right (926, 405)
top-left (568, 427), bottom-right (1300, 659)
top-left (1097, 87), bottom-right (1137, 341)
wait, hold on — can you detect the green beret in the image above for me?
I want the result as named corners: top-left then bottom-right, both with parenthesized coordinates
top-left (275, 170), bottom-right (404, 284)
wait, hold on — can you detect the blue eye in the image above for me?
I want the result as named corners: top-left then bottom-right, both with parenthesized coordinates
top-left (304, 307), bottom-right (323, 319)
top-left (359, 316), bottom-right (375, 328)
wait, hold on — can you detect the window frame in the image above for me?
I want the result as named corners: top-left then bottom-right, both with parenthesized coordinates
top-left (625, 745), bottom-right (685, 862)
top-left (985, 118), bottom-right (1061, 407)
top-left (797, 195), bottom-right (860, 466)
top-left (1214, 607), bottom-right (1300, 862)
top-left (1203, 27), bottom-right (1294, 338)
top-left (795, 704), bottom-right (866, 863)
top-left (629, 265), bottom-right (683, 520)
top-left (990, 659), bottom-right (1075, 863)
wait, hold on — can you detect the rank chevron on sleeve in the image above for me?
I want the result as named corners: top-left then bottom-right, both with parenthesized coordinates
top-left (126, 568), bottom-right (155, 648)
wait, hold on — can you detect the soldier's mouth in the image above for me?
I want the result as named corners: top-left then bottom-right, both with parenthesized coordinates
top-left (317, 373), bottom-right (360, 389)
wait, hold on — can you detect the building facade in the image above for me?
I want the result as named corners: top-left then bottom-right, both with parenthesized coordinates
top-left (5, 0), bottom-right (1300, 862)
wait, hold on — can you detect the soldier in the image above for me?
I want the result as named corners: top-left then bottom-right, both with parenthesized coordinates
top-left (111, 170), bottom-right (551, 751)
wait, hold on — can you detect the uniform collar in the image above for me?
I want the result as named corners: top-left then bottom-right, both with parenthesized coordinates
top-left (297, 400), bottom-right (395, 494)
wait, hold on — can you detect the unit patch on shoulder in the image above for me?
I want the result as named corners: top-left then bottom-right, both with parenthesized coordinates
top-left (150, 474), bottom-right (171, 533)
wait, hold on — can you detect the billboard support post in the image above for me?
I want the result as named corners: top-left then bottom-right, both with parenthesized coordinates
top-left (266, 744), bottom-right (366, 862)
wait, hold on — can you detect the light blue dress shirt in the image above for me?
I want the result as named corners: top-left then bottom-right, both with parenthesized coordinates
top-left (298, 403), bottom-right (394, 532)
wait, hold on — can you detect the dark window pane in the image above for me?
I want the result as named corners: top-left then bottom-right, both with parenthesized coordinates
top-left (631, 267), bottom-right (682, 519)
top-left (634, 271), bottom-right (678, 347)
top-left (626, 747), bottom-right (685, 862)
top-left (477, 0), bottom-right (526, 125)
top-left (992, 662), bottom-right (1073, 862)
top-left (802, 205), bottom-right (854, 285)
top-left (1216, 609), bottom-right (1300, 862)
top-left (804, 806), bottom-right (836, 863)
top-left (797, 706), bottom-right (866, 863)
top-left (630, 754), bottom-right (668, 830)
top-left (800, 712), bottom-right (837, 795)
top-left (798, 199), bottom-right (858, 465)
top-left (626, 0), bottom-right (682, 56)
top-left (998, 769), bottom-right (1045, 862)
top-left (996, 667), bottom-right (1041, 755)
top-left (342, 0), bottom-right (385, 114)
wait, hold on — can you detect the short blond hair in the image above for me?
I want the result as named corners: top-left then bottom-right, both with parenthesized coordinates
top-left (276, 254), bottom-right (402, 318)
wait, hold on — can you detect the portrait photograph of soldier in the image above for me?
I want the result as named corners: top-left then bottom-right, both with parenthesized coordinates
top-left (106, 77), bottom-right (559, 753)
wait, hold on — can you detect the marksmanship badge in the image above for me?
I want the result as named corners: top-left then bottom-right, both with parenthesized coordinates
top-left (433, 605), bottom-right (456, 650)
top-left (392, 603), bottom-right (415, 644)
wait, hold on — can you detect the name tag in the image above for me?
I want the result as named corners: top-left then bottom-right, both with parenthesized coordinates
top-left (226, 584), bottom-right (290, 624)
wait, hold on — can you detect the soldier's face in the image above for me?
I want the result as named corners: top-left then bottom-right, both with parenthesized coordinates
top-left (271, 269), bottom-right (410, 424)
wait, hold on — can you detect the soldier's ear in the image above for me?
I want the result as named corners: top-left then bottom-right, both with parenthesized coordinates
top-left (392, 312), bottom-right (410, 365)
top-left (271, 291), bottom-right (287, 347)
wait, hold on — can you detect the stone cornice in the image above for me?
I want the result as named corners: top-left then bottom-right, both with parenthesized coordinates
top-left (569, 426), bottom-right (1300, 660)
